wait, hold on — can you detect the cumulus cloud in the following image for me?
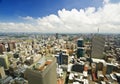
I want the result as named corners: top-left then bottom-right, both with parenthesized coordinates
top-left (103, 0), bottom-right (110, 4)
top-left (0, 2), bottom-right (120, 33)
top-left (19, 16), bottom-right (34, 20)
top-left (0, 22), bottom-right (38, 32)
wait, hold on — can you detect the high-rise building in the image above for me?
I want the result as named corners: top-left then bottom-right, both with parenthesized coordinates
top-left (91, 36), bottom-right (105, 59)
top-left (24, 57), bottom-right (57, 84)
top-left (11, 42), bottom-right (16, 49)
top-left (61, 53), bottom-right (68, 65)
top-left (55, 33), bottom-right (58, 39)
top-left (0, 44), bottom-right (5, 54)
top-left (57, 51), bottom-right (68, 65)
top-left (77, 47), bottom-right (84, 58)
top-left (0, 66), bottom-right (6, 79)
top-left (77, 38), bottom-right (84, 47)
top-left (77, 38), bottom-right (84, 58)
top-left (7, 42), bottom-right (16, 51)
top-left (0, 55), bottom-right (9, 69)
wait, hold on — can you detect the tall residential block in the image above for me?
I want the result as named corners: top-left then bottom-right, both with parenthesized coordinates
top-left (24, 57), bottom-right (57, 84)
top-left (0, 66), bottom-right (6, 79)
top-left (0, 55), bottom-right (9, 69)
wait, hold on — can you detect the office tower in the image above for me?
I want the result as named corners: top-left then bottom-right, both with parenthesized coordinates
top-left (77, 38), bottom-right (84, 58)
top-left (55, 33), bottom-right (58, 39)
top-left (77, 38), bottom-right (84, 47)
top-left (59, 52), bottom-right (63, 65)
top-left (91, 63), bottom-right (97, 81)
top-left (11, 42), bottom-right (16, 49)
top-left (0, 66), bottom-right (6, 79)
top-left (91, 36), bottom-right (105, 59)
top-left (0, 55), bottom-right (9, 69)
top-left (0, 44), bottom-right (5, 54)
top-left (61, 53), bottom-right (68, 65)
top-left (77, 47), bottom-right (84, 58)
top-left (7, 42), bottom-right (16, 51)
top-left (57, 52), bottom-right (68, 65)
top-left (24, 57), bottom-right (57, 84)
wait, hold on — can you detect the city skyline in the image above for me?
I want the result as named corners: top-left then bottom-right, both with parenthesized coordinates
top-left (0, 0), bottom-right (120, 33)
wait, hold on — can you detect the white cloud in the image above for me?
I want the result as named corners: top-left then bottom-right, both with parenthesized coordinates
top-left (0, 2), bottom-right (120, 33)
top-left (0, 22), bottom-right (38, 32)
top-left (103, 0), bottom-right (110, 4)
top-left (19, 16), bottom-right (34, 20)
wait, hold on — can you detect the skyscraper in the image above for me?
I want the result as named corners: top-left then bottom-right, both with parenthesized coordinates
top-left (0, 55), bottom-right (9, 69)
top-left (57, 52), bottom-right (68, 65)
top-left (77, 38), bottom-right (84, 58)
top-left (91, 35), bottom-right (105, 59)
top-left (77, 47), bottom-right (84, 58)
top-left (7, 42), bottom-right (16, 51)
top-left (55, 33), bottom-right (58, 39)
top-left (0, 44), bottom-right (5, 54)
top-left (24, 57), bottom-right (57, 84)
top-left (0, 66), bottom-right (6, 79)
top-left (77, 38), bottom-right (84, 47)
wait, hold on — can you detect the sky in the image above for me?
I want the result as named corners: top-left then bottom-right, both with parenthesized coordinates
top-left (0, 0), bottom-right (120, 33)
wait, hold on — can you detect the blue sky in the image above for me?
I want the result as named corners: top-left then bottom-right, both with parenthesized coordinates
top-left (0, 0), bottom-right (103, 21)
top-left (0, 0), bottom-right (120, 33)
